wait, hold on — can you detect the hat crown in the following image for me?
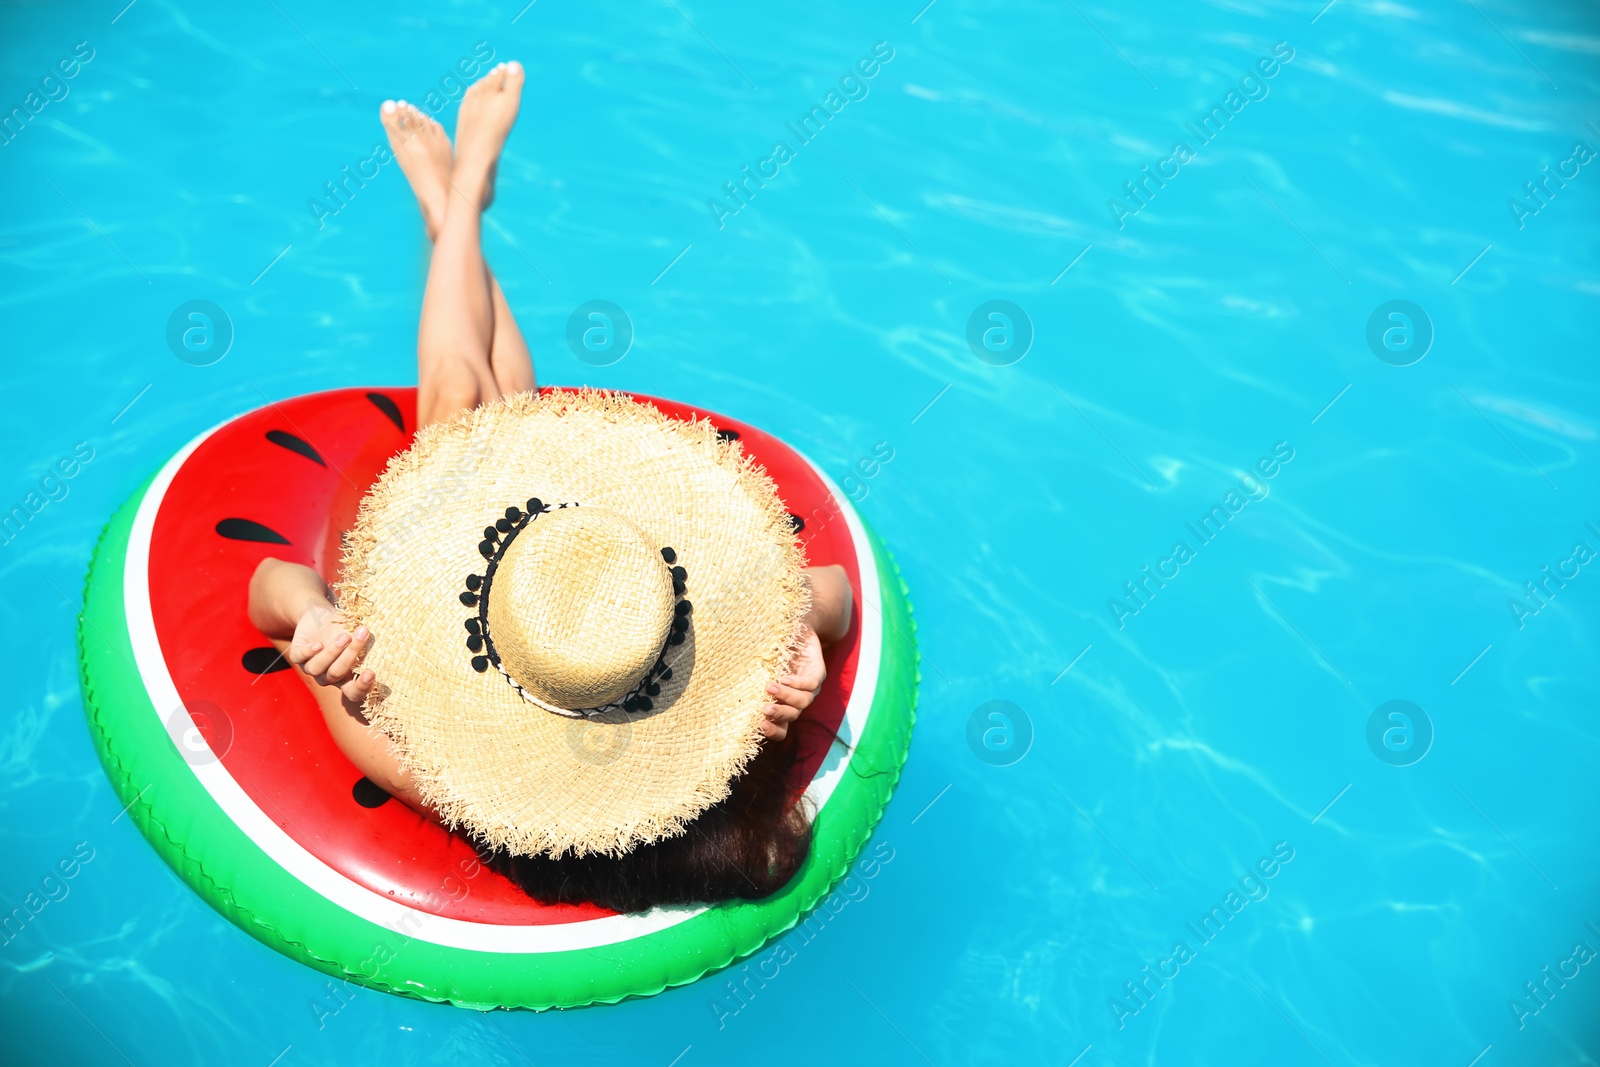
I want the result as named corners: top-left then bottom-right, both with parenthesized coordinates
top-left (485, 507), bottom-right (674, 710)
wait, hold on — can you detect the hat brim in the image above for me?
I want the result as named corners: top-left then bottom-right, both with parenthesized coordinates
top-left (338, 389), bottom-right (809, 857)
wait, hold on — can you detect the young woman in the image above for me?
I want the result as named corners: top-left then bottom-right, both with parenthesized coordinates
top-left (245, 63), bottom-right (853, 912)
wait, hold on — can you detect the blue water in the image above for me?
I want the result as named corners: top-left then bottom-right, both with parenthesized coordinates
top-left (3, 0), bottom-right (1598, 1063)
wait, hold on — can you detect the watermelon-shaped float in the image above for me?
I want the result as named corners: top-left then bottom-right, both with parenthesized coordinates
top-left (77, 387), bottom-right (917, 1009)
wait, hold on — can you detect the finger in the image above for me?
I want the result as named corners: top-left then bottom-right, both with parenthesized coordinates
top-left (301, 631), bottom-right (351, 678)
top-left (764, 700), bottom-right (801, 724)
top-left (322, 627), bottom-right (369, 684)
top-left (780, 665), bottom-right (826, 689)
top-left (286, 639), bottom-right (322, 667)
top-left (766, 681), bottom-right (815, 711)
top-left (339, 669), bottom-right (376, 703)
top-left (759, 716), bottom-right (786, 741)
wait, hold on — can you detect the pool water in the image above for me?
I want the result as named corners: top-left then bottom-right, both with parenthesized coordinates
top-left (3, 0), bottom-right (1598, 1064)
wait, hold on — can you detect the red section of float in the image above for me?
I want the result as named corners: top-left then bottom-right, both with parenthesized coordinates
top-left (145, 388), bottom-right (861, 925)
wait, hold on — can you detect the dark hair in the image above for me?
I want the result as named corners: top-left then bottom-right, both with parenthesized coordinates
top-left (490, 732), bottom-right (813, 913)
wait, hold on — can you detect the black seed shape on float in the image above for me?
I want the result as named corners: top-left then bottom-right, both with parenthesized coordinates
top-left (675, 599), bottom-right (693, 616)
top-left (506, 506), bottom-right (522, 521)
top-left (484, 526), bottom-right (499, 542)
top-left (526, 497), bottom-right (543, 513)
top-left (479, 540), bottom-right (495, 559)
top-left (366, 391), bottom-right (406, 434)
top-left (265, 429), bottom-right (326, 467)
top-left (671, 566), bottom-right (687, 582)
top-left (471, 656), bottom-right (490, 673)
top-left (646, 683), bottom-right (660, 696)
top-left (495, 518), bottom-right (512, 533)
top-left (466, 573), bottom-right (482, 591)
top-left (716, 428), bottom-right (740, 442)
top-left (660, 546), bottom-right (677, 564)
top-left (241, 647), bottom-right (291, 674)
top-left (668, 631), bottom-right (685, 645)
top-left (353, 776), bottom-right (392, 808)
top-left (459, 591), bottom-right (479, 607)
top-left (467, 634), bottom-right (483, 652)
top-left (465, 618), bottom-right (481, 634)
top-left (787, 512), bottom-right (805, 532)
top-left (216, 518), bottom-right (292, 545)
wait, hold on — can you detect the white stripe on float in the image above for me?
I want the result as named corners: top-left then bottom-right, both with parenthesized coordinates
top-left (122, 417), bottom-right (885, 954)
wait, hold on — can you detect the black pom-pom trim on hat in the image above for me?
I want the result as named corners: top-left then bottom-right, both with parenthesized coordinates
top-left (460, 504), bottom-right (692, 721)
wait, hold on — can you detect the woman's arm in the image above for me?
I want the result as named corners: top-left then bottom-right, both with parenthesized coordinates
top-left (761, 565), bottom-right (854, 741)
top-left (801, 564), bottom-right (852, 645)
top-left (249, 558), bottom-right (431, 814)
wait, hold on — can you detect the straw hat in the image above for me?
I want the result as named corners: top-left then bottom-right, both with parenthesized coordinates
top-left (337, 389), bottom-right (809, 858)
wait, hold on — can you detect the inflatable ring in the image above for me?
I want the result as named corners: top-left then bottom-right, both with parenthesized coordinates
top-left (77, 387), bottom-right (917, 1010)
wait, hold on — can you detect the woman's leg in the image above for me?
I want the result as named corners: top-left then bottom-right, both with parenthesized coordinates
top-left (380, 71), bottom-right (532, 428)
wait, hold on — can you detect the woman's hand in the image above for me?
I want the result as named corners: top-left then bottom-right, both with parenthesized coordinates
top-left (762, 625), bottom-right (826, 741)
top-left (286, 599), bottom-right (377, 704)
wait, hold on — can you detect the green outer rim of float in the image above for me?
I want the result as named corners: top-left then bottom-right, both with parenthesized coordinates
top-left (79, 469), bottom-right (918, 1010)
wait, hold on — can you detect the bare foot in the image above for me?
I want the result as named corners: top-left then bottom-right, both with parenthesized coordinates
top-left (453, 61), bottom-right (524, 211)
top-left (379, 99), bottom-right (452, 239)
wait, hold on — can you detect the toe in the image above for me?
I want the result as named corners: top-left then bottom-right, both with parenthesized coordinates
top-left (380, 100), bottom-right (402, 133)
